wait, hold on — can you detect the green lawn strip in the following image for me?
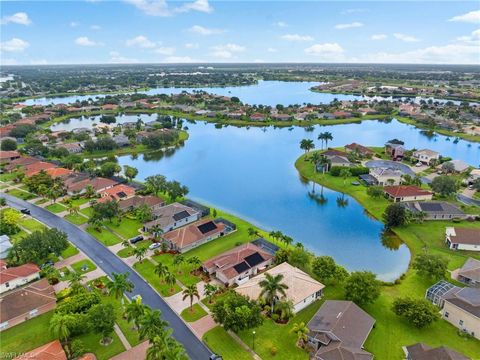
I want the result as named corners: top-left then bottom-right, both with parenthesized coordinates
top-left (117, 240), bottom-right (153, 258)
top-left (105, 217), bottom-right (143, 239)
top-left (152, 253), bottom-right (200, 287)
top-left (0, 172), bottom-right (19, 182)
top-left (203, 326), bottom-right (253, 360)
top-left (45, 202), bottom-right (68, 213)
top-left (71, 259), bottom-right (97, 274)
top-left (61, 243), bottom-right (80, 259)
top-left (80, 206), bottom-right (94, 217)
top-left (86, 226), bottom-right (122, 246)
top-left (201, 291), bottom-right (230, 311)
top-left (64, 212), bottom-right (89, 225)
top-left (133, 259), bottom-right (181, 297)
top-left (7, 188), bottom-right (35, 200)
top-left (0, 311), bottom-right (56, 354)
top-left (62, 197), bottom-right (91, 207)
top-left (76, 330), bottom-right (125, 360)
top-left (19, 218), bottom-right (46, 232)
top-left (58, 266), bottom-right (75, 281)
top-left (180, 303), bottom-right (208, 322)
top-left (35, 198), bottom-right (49, 205)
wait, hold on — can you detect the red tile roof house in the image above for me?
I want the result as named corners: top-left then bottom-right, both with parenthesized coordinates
top-left (384, 185), bottom-right (433, 203)
top-left (162, 219), bottom-right (226, 253)
top-left (99, 183), bottom-right (136, 202)
top-left (0, 262), bottom-right (41, 294)
top-left (14, 340), bottom-right (67, 360)
top-left (102, 104), bottom-right (119, 111)
top-left (23, 161), bottom-right (57, 177)
top-left (4, 156), bottom-right (40, 172)
top-left (344, 143), bottom-right (374, 157)
top-left (0, 151), bottom-right (21, 164)
top-left (249, 113), bottom-right (266, 121)
top-left (202, 243), bottom-right (274, 286)
top-left (117, 195), bottom-right (165, 213)
top-left (44, 167), bottom-right (74, 180)
top-left (0, 278), bottom-right (56, 331)
top-left (66, 177), bottom-right (118, 196)
top-left (333, 111), bottom-right (353, 119)
top-left (446, 227), bottom-right (480, 252)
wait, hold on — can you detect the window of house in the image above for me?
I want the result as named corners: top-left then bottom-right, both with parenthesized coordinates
top-left (5, 282), bottom-right (9, 288)
top-left (444, 311), bottom-right (449, 318)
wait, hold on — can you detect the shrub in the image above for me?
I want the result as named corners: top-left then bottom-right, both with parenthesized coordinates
top-left (271, 313), bottom-right (279, 322)
top-left (270, 347), bottom-right (277, 356)
top-left (56, 292), bottom-right (101, 315)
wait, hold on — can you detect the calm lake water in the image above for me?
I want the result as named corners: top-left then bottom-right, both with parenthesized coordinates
top-left (23, 80), bottom-right (464, 107)
top-left (115, 119), bottom-right (477, 281)
top-left (50, 113), bottom-right (157, 132)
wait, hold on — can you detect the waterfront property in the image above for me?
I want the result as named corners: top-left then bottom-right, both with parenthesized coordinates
top-left (385, 141), bottom-right (405, 160)
top-left (403, 202), bottom-right (467, 220)
top-left (235, 262), bottom-right (325, 313)
top-left (426, 280), bottom-right (480, 340)
top-left (345, 143), bottom-right (374, 157)
top-left (0, 260), bottom-right (41, 294)
top-left (369, 167), bottom-right (403, 186)
top-left (446, 227), bottom-right (480, 251)
top-left (440, 160), bottom-right (470, 173)
top-left (383, 185), bottom-right (433, 202)
top-left (13, 340), bottom-right (67, 360)
top-left (0, 279), bottom-right (56, 331)
top-left (412, 149), bottom-right (440, 165)
top-left (202, 242), bottom-right (274, 286)
top-left (307, 300), bottom-right (375, 360)
top-left (143, 202), bottom-right (200, 234)
top-left (404, 343), bottom-right (469, 360)
top-left (457, 258), bottom-right (480, 287)
top-left (117, 195), bottom-right (165, 213)
top-left (99, 183), bottom-right (136, 202)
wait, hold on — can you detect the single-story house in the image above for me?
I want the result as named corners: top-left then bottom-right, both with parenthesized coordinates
top-left (112, 135), bottom-right (130, 147)
top-left (344, 143), bottom-right (374, 157)
top-left (99, 184), bottom-right (136, 202)
top-left (162, 218), bottom-right (227, 253)
top-left (318, 112), bottom-right (335, 120)
top-left (0, 278), bottom-right (56, 331)
top-left (0, 236), bottom-right (12, 259)
top-left (271, 114), bottom-right (292, 121)
top-left (369, 167), bottom-right (403, 186)
top-left (404, 343), bottom-right (469, 360)
top-left (325, 155), bottom-right (352, 168)
top-left (384, 185), bottom-right (433, 202)
top-left (0, 151), bottom-right (21, 164)
top-left (144, 202), bottom-right (200, 234)
top-left (118, 195), bottom-right (165, 212)
top-left (14, 340), bottom-right (67, 360)
top-left (457, 258), bottom-right (480, 287)
top-left (4, 156), bottom-right (40, 172)
top-left (66, 176), bottom-right (117, 195)
top-left (307, 300), bottom-right (375, 360)
top-left (412, 149), bottom-right (440, 165)
top-left (44, 167), bottom-right (74, 180)
top-left (0, 261), bottom-right (41, 294)
top-left (58, 142), bottom-right (83, 154)
top-left (333, 111), bottom-right (352, 119)
top-left (202, 242), bottom-right (274, 286)
top-left (446, 227), bottom-right (480, 252)
top-left (441, 160), bottom-right (470, 173)
top-left (235, 262), bottom-right (325, 313)
top-left (426, 280), bottom-right (479, 340)
top-left (24, 161), bottom-right (57, 177)
top-left (403, 202), bottom-right (468, 221)
top-left (249, 113), bottom-right (266, 121)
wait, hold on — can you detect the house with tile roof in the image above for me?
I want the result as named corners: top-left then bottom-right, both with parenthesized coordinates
top-left (0, 150), bottom-right (21, 164)
top-left (143, 203), bottom-right (200, 234)
top-left (99, 183), bottom-right (136, 202)
top-left (383, 185), bottom-right (433, 202)
top-left (236, 262), bottom-right (325, 313)
top-left (0, 262), bottom-right (41, 294)
top-left (14, 340), bottom-right (67, 360)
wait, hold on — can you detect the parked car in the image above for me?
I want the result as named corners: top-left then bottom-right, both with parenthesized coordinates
top-left (40, 260), bottom-right (54, 269)
top-left (129, 235), bottom-right (144, 244)
top-left (149, 242), bottom-right (161, 250)
top-left (20, 208), bottom-right (31, 215)
top-left (209, 355), bottom-right (222, 360)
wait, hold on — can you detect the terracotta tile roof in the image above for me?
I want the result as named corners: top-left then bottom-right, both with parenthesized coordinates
top-left (0, 151), bottom-right (20, 160)
top-left (384, 185), bottom-right (433, 198)
top-left (0, 278), bottom-right (56, 323)
top-left (100, 184), bottom-right (136, 200)
top-left (14, 340), bottom-right (67, 360)
top-left (163, 219), bottom-right (225, 250)
top-left (24, 162), bottom-right (57, 177)
top-left (118, 195), bottom-right (164, 211)
top-left (67, 177), bottom-right (117, 193)
top-left (44, 167), bottom-right (74, 179)
top-left (5, 156), bottom-right (39, 171)
top-left (345, 143), bottom-right (373, 154)
top-left (0, 263), bottom-right (40, 285)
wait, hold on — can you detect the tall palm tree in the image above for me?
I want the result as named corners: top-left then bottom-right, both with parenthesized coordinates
top-left (139, 308), bottom-right (168, 341)
top-left (259, 273), bottom-right (289, 314)
top-left (154, 263), bottom-right (169, 283)
top-left (323, 131), bottom-right (333, 148)
top-left (172, 255), bottom-right (185, 274)
top-left (162, 341), bottom-right (188, 360)
top-left (290, 322), bottom-right (309, 348)
top-left (165, 272), bottom-right (177, 293)
top-left (124, 298), bottom-right (146, 330)
top-left (203, 283), bottom-right (217, 304)
top-left (187, 256), bottom-right (201, 271)
top-left (282, 235), bottom-right (293, 247)
top-left (299, 139), bottom-right (315, 154)
top-left (68, 272), bottom-right (86, 294)
top-left (310, 151), bottom-right (321, 172)
top-left (182, 284), bottom-right (200, 311)
top-left (49, 314), bottom-right (71, 342)
top-left (107, 272), bottom-right (134, 307)
top-left (146, 335), bottom-right (168, 360)
top-left (247, 227), bottom-right (259, 238)
top-left (133, 247), bottom-right (147, 263)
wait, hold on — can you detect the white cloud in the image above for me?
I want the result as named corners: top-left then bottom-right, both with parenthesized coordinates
top-left (75, 36), bottom-right (101, 46)
top-left (124, 0), bottom-right (171, 16)
top-left (126, 35), bottom-right (156, 48)
top-left (175, 0), bottom-right (213, 14)
top-left (70, 21), bottom-right (79, 27)
top-left (371, 34), bottom-right (387, 40)
top-left (335, 22), bottom-right (363, 29)
top-left (188, 25), bottom-right (224, 35)
top-left (304, 43), bottom-right (345, 60)
top-left (281, 34), bottom-right (314, 42)
top-left (90, 25), bottom-right (101, 30)
top-left (0, 38), bottom-right (29, 52)
top-left (163, 56), bottom-right (194, 63)
top-left (154, 46), bottom-right (175, 55)
top-left (185, 42), bottom-right (199, 49)
top-left (267, 47), bottom-right (277, 52)
top-left (456, 29), bottom-right (480, 45)
top-left (109, 51), bottom-right (138, 63)
top-left (1, 12), bottom-right (31, 26)
top-left (341, 8), bottom-right (367, 15)
top-left (449, 10), bottom-right (480, 24)
top-left (274, 21), bottom-right (288, 28)
top-left (211, 43), bottom-right (245, 59)
top-left (393, 33), bottom-right (420, 42)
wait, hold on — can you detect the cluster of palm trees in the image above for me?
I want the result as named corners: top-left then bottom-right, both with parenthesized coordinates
top-left (268, 230), bottom-right (294, 247)
top-left (154, 256), bottom-right (202, 294)
top-left (317, 131), bottom-right (333, 150)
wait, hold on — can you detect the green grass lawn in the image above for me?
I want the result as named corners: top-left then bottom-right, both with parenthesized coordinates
top-left (117, 240), bottom-right (153, 258)
top-left (152, 253), bottom-right (201, 287)
top-left (71, 259), bottom-right (97, 274)
top-left (203, 326), bottom-right (253, 360)
top-left (19, 218), bottom-right (46, 232)
top-left (10, 229), bottom-right (28, 242)
top-left (76, 330), bottom-right (125, 360)
top-left (0, 172), bottom-right (19, 182)
top-left (61, 243), bottom-right (80, 259)
top-left (180, 303), bottom-right (208, 322)
top-left (106, 217), bottom-right (143, 239)
top-left (59, 266), bottom-right (75, 281)
top-left (34, 198), bottom-right (49, 205)
top-left (45, 202), bottom-right (67, 213)
top-left (86, 226), bottom-right (122, 246)
top-left (80, 206), bottom-right (94, 217)
top-left (62, 197), bottom-right (91, 207)
top-left (133, 259), bottom-right (181, 297)
top-left (64, 212), bottom-right (89, 225)
top-left (7, 188), bottom-right (35, 200)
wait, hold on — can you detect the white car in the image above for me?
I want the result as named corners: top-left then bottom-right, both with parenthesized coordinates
top-left (149, 242), bottom-right (161, 250)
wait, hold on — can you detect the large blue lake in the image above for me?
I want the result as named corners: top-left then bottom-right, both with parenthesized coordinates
top-left (116, 119), bottom-right (478, 281)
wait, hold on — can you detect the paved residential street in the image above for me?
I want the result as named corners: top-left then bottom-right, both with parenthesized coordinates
top-left (1, 193), bottom-right (213, 360)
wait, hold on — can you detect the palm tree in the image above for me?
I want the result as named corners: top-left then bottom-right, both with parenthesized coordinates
top-left (154, 263), bottom-right (169, 283)
top-left (259, 273), bottom-right (289, 314)
top-left (84, 184), bottom-right (95, 199)
top-left (310, 151), bottom-right (321, 172)
top-left (290, 322), bottom-right (309, 348)
top-left (139, 308), bottom-right (168, 341)
top-left (146, 335), bottom-right (168, 360)
top-left (125, 298), bottom-right (146, 330)
top-left (299, 139), bottom-right (315, 154)
top-left (203, 283), bottom-right (217, 304)
top-left (187, 256), bottom-right (201, 271)
top-left (121, 239), bottom-right (130, 248)
top-left (172, 255), bottom-right (185, 274)
top-left (68, 203), bottom-right (80, 216)
top-left (182, 284), bottom-right (200, 311)
top-left (133, 246), bottom-right (147, 263)
top-left (323, 131), bottom-right (333, 148)
top-left (276, 300), bottom-right (294, 321)
top-left (151, 224), bottom-right (164, 241)
top-left (247, 227), bottom-right (259, 239)
top-left (282, 235), bottom-right (293, 247)
top-left (107, 272), bottom-right (134, 307)
top-left (165, 272), bottom-right (177, 293)
top-left (49, 314), bottom-right (71, 342)
top-left (339, 168), bottom-right (351, 186)
top-left (162, 341), bottom-right (188, 360)
top-left (68, 272), bottom-right (86, 294)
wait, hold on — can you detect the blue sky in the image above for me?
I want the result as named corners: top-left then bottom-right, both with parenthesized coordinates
top-left (1, 1), bottom-right (479, 65)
